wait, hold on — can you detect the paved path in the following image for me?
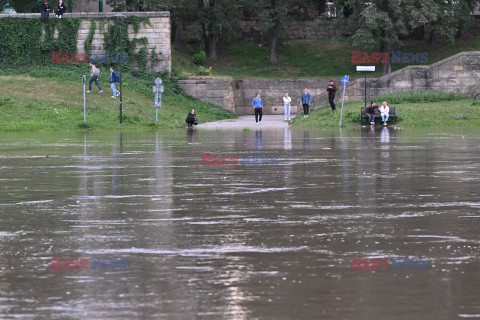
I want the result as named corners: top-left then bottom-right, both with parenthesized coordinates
top-left (197, 115), bottom-right (296, 129)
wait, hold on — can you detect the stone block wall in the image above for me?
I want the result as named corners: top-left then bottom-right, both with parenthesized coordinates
top-left (179, 77), bottom-right (336, 115)
top-left (0, 12), bottom-right (171, 72)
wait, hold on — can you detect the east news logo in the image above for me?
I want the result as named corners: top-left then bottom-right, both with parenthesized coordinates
top-left (51, 257), bottom-right (128, 270)
top-left (351, 257), bottom-right (429, 270)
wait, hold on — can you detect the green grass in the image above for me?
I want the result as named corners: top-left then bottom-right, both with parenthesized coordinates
top-left (292, 91), bottom-right (479, 128)
top-left (0, 64), bottom-right (236, 131)
top-left (173, 28), bottom-right (480, 79)
top-left (374, 90), bottom-right (471, 104)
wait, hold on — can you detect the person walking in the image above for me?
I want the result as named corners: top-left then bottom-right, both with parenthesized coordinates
top-left (379, 101), bottom-right (390, 126)
top-left (109, 66), bottom-right (120, 98)
top-left (252, 93), bottom-right (263, 126)
top-left (300, 88), bottom-right (311, 118)
top-left (40, 0), bottom-right (50, 21)
top-left (87, 62), bottom-right (102, 93)
top-left (56, 0), bottom-right (66, 18)
top-left (326, 80), bottom-right (338, 111)
top-left (283, 92), bottom-right (291, 121)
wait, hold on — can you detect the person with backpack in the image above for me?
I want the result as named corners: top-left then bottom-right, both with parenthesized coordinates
top-left (87, 62), bottom-right (102, 93)
top-left (109, 66), bottom-right (120, 98)
top-left (185, 109), bottom-right (198, 127)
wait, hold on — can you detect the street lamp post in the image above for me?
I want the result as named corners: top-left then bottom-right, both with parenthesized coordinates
top-left (115, 13), bottom-right (126, 124)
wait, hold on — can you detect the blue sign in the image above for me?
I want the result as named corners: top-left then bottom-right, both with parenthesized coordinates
top-left (341, 76), bottom-right (349, 85)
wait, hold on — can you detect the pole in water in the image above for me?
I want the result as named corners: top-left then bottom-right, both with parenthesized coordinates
top-left (82, 75), bottom-right (86, 122)
top-left (153, 78), bottom-right (164, 125)
top-left (364, 71), bottom-right (367, 108)
top-left (339, 75), bottom-right (349, 127)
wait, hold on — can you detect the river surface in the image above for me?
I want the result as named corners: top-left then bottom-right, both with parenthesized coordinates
top-left (0, 127), bottom-right (479, 320)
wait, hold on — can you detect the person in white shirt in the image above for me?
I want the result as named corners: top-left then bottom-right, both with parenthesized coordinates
top-left (380, 101), bottom-right (390, 126)
top-left (283, 92), bottom-right (291, 121)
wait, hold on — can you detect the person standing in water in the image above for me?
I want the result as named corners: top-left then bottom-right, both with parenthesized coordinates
top-left (252, 93), bottom-right (263, 126)
top-left (283, 92), bottom-right (291, 121)
top-left (300, 88), bottom-right (311, 118)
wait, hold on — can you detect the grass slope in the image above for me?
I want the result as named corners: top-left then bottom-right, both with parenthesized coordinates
top-left (0, 65), bottom-right (236, 131)
top-left (292, 97), bottom-right (480, 128)
top-left (174, 29), bottom-right (480, 79)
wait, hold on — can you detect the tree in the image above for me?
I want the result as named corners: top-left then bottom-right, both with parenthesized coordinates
top-left (243, 0), bottom-right (291, 63)
top-left (316, 0), bottom-right (479, 74)
top-left (199, 0), bottom-right (242, 61)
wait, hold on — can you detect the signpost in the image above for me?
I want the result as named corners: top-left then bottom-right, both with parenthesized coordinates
top-left (339, 75), bottom-right (349, 127)
top-left (356, 66), bottom-right (376, 108)
top-left (82, 75), bottom-right (86, 122)
top-left (153, 78), bottom-right (164, 124)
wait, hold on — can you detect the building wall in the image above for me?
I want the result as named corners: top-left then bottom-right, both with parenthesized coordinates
top-left (179, 52), bottom-right (480, 114)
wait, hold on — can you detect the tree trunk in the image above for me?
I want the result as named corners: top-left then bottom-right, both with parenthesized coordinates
top-left (269, 34), bottom-right (277, 63)
top-left (411, 25), bottom-right (425, 40)
top-left (207, 34), bottom-right (217, 61)
top-left (381, 60), bottom-right (391, 75)
top-left (380, 43), bottom-right (391, 75)
top-left (317, 0), bottom-right (326, 15)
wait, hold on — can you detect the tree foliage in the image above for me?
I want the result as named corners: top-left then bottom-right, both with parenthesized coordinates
top-left (314, 0), bottom-right (478, 74)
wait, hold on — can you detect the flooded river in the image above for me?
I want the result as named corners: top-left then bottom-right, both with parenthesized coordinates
top-left (0, 127), bottom-right (479, 319)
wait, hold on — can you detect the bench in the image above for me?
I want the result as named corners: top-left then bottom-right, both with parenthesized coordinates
top-left (361, 106), bottom-right (397, 124)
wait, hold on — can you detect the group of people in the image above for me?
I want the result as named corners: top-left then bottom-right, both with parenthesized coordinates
top-left (364, 101), bottom-right (390, 126)
top-left (86, 63), bottom-right (121, 99)
top-left (41, 0), bottom-right (66, 21)
top-left (251, 81), bottom-right (338, 125)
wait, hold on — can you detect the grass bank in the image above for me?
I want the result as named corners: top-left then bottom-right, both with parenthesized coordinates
top-left (0, 65), bottom-right (236, 131)
top-left (292, 91), bottom-right (479, 128)
top-left (174, 29), bottom-right (480, 79)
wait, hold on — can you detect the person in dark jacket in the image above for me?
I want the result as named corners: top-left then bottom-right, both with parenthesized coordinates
top-left (365, 100), bottom-right (377, 125)
top-left (326, 80), bottom-right (338, 111)
top-left (186, 109), bottom-right (198, 127)
top-left (56, 0), bottom-right (66, 18)
top-left (41, 0), bottom-right (50, 21)
top-left (109, 66), bottom-right (120, 98)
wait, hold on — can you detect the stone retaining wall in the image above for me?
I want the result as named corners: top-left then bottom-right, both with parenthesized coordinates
top-left (0, 12), bottom-right (171, 72)
top-left (178, 77), bottom-right (336, 115)
top-left (179, 52), bottom-right (480, 114)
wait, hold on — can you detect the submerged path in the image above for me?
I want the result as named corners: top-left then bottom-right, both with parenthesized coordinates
top-left (197, 115), bottom-right (294, 129)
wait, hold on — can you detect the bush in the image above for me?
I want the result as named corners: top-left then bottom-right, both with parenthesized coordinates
top-left (193, 51), bottom-right (207, 66)
top-left (196, 66), bottom-right (212, 76)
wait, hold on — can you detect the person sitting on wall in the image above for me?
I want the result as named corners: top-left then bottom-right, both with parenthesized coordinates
top-left (41, 0), bottom-right (50, 22)
top-left (56, 0), bottom-right (66, 18)
top-left (186, 109), bottom-right (198, 127)
top-left (365, 100), bottom-right (377, 125)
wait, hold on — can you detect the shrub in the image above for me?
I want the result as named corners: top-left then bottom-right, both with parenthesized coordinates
top-left (196, 66), bottom-right (212, 75)
top-left (193, 51), bottom-right (207, 66)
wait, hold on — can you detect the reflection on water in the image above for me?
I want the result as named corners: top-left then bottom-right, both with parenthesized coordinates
top-left (284, 127), bottom-right (292, 150)
top-left (255, 129), bottom-right (263, 150)
top-left (0, 128), bottom-right (479, 320)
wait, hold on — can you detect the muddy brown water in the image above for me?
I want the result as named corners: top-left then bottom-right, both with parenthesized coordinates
top-left (0, 127), bottom-right (479, 320)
